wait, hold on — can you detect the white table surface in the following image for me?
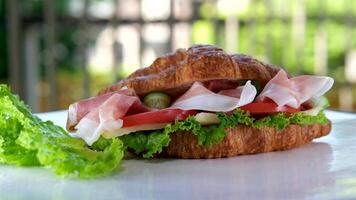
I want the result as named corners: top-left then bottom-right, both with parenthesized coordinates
top-left (1, 110), bottom-right (356, 200)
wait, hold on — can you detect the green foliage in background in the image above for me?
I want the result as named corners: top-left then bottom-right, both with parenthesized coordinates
top-left (194, 0), bottom-right (356, 82)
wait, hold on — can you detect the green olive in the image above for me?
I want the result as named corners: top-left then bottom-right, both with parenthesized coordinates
top-left (143, 92), bottom-right (171, 109)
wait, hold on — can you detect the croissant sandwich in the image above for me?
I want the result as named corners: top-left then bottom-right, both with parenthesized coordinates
top-left (66, 45), bottom-right (333, 158)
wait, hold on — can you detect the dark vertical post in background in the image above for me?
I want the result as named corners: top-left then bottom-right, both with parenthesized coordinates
top-left (314, 0), bottom-right (327, 75)
top-left (264, 0), bottom-right (272, 62)
top-left (78, 0), bottom-right (90, 98)
top-left (44, 0), bottom-right (58, 110)
top-left (138, 0), bottom-right (144, 67)
top-left (6, 0), bottom-right (21, 96)
top-left (225, 4), bottom-right (238, 53)
top-left (280, 0), bottom-right (289, 67)
top-left (292, 0), bottom-right (305, 75)
top-left (344, 0), bottom-right (353, 54)
top-left (211, 0), bottom-right (219, 46)
top-left (247, 0), bottom-right (256, 54)
top-left (111, 0), bottom-right (122, 81)
top-left (191, 0), bottom-right (200, 45)
top-left (24, 26), bottom-right (39, 112)
top-left (167, 0), bottom-right (174, 52)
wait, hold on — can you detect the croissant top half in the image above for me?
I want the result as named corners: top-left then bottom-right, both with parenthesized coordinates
top-left (99, 45), bottom-right (281, 97)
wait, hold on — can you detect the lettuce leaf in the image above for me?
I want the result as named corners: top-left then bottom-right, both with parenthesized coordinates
top-left (0, 85), bottom-right (124, 178)
top-left (165, 116), bottom-right (225, 146)
top-left (120, 130), bottom-right (170, 158)
top-left (0, 95), bottom-right (39, 166)
top-left (121, 109), bottom-right (329, 158)
top-left (253, 111), bottom-right (329, 130)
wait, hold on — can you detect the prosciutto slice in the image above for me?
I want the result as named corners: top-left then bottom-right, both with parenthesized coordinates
top-left (171, 81), bottom-right (257, 112)
top-left (67, 88), bottom-right (136, 130)
top-left (257, 70), bottom-right (334, 108)
top-left (71, 93), bottom-right (141, 145)
top-left (67, 87), bottom-right (151, 145)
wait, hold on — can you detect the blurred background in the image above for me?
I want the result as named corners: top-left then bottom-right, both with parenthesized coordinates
top-left (1, 0), bottom-right (355, 112)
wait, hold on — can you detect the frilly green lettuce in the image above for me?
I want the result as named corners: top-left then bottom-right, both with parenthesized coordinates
top-left (120, 130), bottom-right (170, 158)
top-left (0, 85), bottom-right (124, 178)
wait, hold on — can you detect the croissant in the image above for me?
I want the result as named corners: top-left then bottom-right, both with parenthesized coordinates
top-left (74, 45), bottom-right (332, 158)
top-left (99, 45), bottom-right (280, 96)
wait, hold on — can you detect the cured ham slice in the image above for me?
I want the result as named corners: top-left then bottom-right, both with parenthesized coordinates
top-left (171, 81), bottom-right (257, 112)
top-left (67, 88), bottom-right (136, 130)
top-left (71, 93), bottom-right (140, 145)
top-left (257, 70), bottom-right (334, 108)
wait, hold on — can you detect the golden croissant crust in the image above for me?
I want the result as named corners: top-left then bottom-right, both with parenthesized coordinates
top-left (99, 45), bottom-right (281, 96)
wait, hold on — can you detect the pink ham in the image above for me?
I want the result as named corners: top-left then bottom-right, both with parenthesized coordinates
top-left (67, 88), bottom-right (136, 130)
top-left (257, 70), bottom-right (334, 108)
top-left (171, 81), bottom-right (257, 112)
top-left (67, 92), bottom-right (113, 131)
top-left (71, 93), bottom-right (141, 145)
top-left (67, 87), bottom-right (152, 145)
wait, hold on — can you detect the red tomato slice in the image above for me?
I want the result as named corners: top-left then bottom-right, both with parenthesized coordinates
top-left (122, 109), bottom-right (197, 127)
top-left (240, 102), bottom-right (300, 114)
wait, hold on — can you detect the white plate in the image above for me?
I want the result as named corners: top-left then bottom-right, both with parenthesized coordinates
top-left (1, 110), bottom-right (356, 200)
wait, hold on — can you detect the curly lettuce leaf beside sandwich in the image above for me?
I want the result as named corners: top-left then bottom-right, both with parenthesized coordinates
top-left (0, 85), bottom-right (124, 178)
